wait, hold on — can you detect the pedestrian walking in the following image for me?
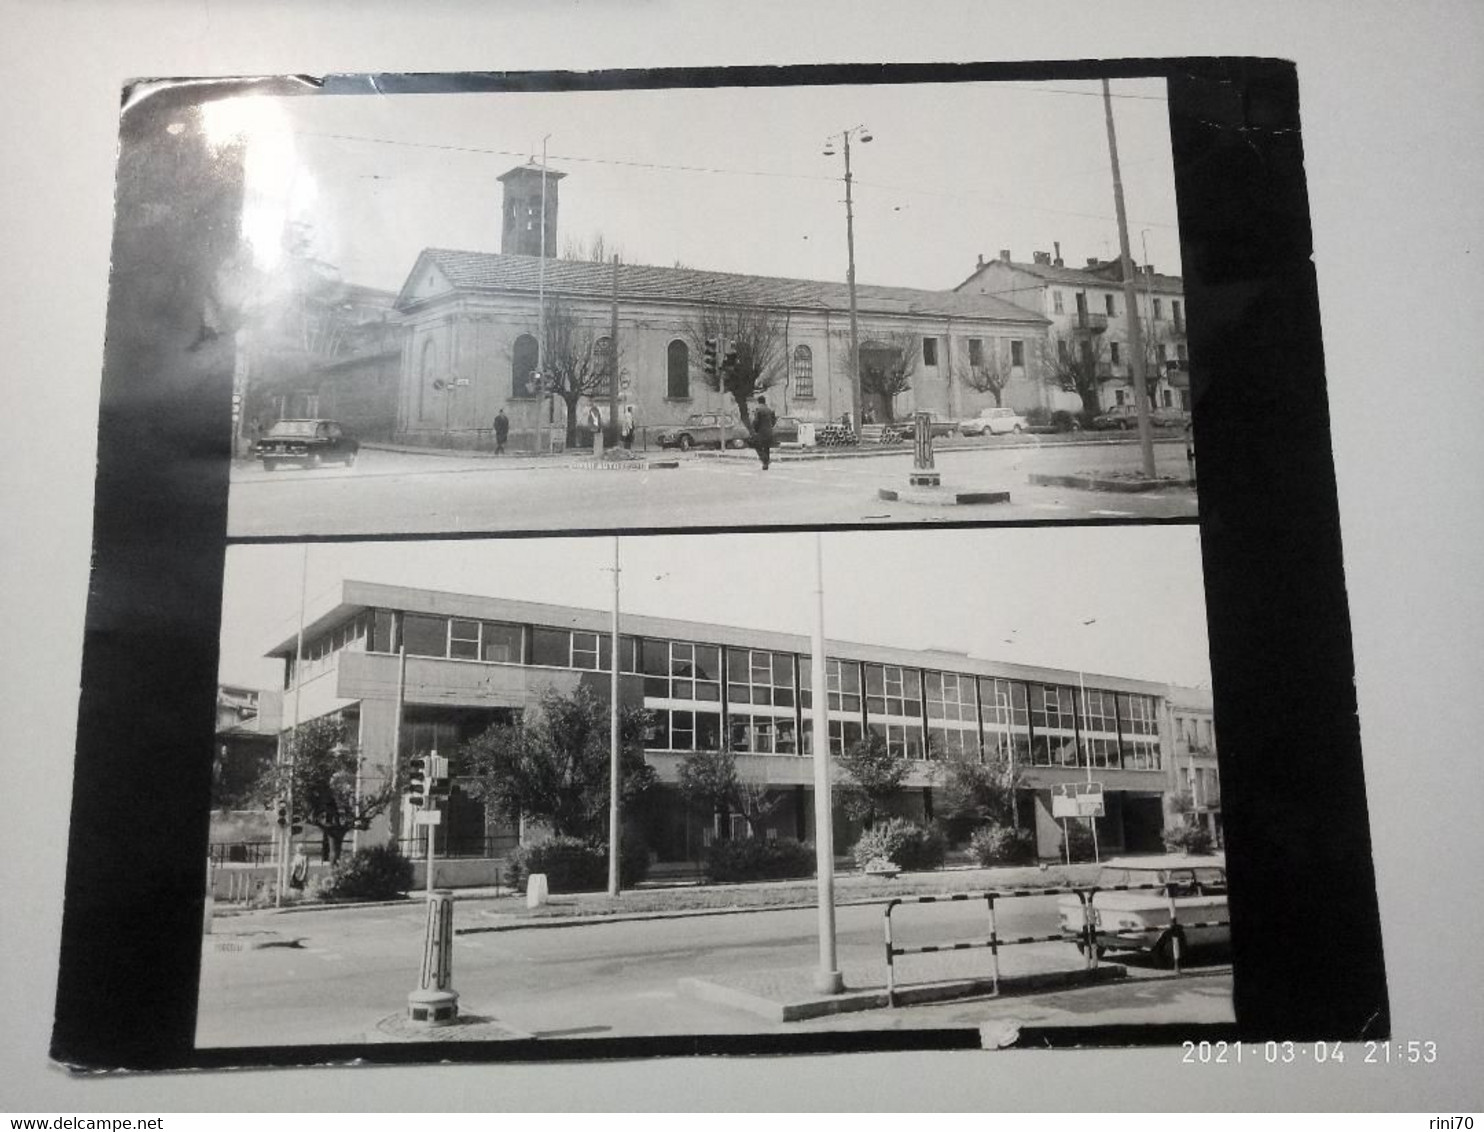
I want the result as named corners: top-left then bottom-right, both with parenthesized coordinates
top-left (620, 405), bottom-right (636, 450)
top-left (751, 394), bottom-right (777, 470)
top-left (493, 408), bottom-right (509, 455)
top-left (587, 403), bottom-right (603, 457)
top-left (289, 847), bottom-right (309, 896)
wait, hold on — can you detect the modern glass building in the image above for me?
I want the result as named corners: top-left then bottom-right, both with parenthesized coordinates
top-left (265, 581), bottom-right (1205, 865)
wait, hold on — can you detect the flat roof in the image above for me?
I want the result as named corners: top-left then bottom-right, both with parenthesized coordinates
top-left (267, 580), bottom-right (1183, 697)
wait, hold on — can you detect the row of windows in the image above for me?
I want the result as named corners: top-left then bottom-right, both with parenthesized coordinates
top-left (1053, 291), bottom-right (1184, 324)
top-left (294, 611), bottom-right (1167, 769)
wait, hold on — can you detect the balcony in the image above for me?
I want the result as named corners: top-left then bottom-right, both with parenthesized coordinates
top-left (1171, 316), bottom-right (1187, 337)
top-left (1071, 311), bottom-right (1109, 334)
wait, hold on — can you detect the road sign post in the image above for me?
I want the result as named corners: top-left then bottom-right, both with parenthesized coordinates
top-left (407, 887), bottom-right (459, 1026)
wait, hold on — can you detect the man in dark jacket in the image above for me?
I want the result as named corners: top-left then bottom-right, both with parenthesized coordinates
top-left (751, 394), bottom-right (777, 470)
top-left (493, 409), bottom-right (510, 455)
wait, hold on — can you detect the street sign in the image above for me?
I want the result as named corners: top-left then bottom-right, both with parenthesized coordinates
top-left (414, 810), bottom-right (442, 826)
top-left (1051, 783), bottom-right (1080, 818)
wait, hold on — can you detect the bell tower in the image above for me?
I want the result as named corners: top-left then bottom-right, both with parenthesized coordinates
top-left (498, 163), bottom-right (565, 257)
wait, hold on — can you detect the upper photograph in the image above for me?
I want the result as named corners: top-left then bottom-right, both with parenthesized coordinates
top-left (203, 75), bottom-right (1197, 537)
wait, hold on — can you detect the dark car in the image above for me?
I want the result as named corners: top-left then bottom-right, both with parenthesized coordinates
top-left (254, 419), bottom-right (360, 470)
top-left (1090, 405), bottom-right (1189, 431)
top-left (655, 412), bottom-right (750, 450)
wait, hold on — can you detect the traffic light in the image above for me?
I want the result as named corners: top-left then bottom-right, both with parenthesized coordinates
top-left (703, 338), bottom-right (719, 379)
top-left (275, 799), bottom-right (288, 827)
top-left (427, 753), bottom-right (451, 798)
top-left (407, 756), bottom-right (427, 808)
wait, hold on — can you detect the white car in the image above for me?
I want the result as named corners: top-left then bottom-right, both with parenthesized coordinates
top-left (959, 406), bottom-right (1028, 437)
top-left (1057, 853), bottom-right (1229, 965)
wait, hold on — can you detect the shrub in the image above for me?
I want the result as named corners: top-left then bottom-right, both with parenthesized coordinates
top-left (968, 824), bottom-right (1037, 867)
top-left (851, 818), bottom-right (947, 872)
top-left (321, 843), bottom-right (415, 902)
top-left (705, 837), bottom-right (815, 883)
top-left (1162, 821), bottom-right (1215, 855)
top-left (1061, 820), bottom-right (1098, 863)
top-left (1051, 409), bottom-right (1082, 433)
top-left (508, 834), bottom-right (650, 894)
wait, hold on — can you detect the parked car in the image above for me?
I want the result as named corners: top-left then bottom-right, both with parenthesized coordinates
top-left (895, 410), bottom-right (960, 438)
top-left (1090, 404), bottom-right (1189, 431)
top-left (1057, 853), bottom-right (1229, 966)
top-left (254, 418), bottom-right (360, 470)
top-left (1024, 408), bottom-right (1085, 433)
top-left (959, 406), bottom-right (1029, 437)
top-left (656, 412), bottom-right (750, 450)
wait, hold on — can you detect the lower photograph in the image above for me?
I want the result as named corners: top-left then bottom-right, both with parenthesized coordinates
top-left (200, 525), bottom-right (1227, 1049)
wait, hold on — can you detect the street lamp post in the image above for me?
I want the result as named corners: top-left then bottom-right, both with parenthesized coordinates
top-left (823, 126), bottom-right (871, 436)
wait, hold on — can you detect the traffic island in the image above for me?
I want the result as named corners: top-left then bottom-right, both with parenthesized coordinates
top-left (876, 412), bottom-right (1012, 507)
top-left (566, 453), bottom-right (680, 471)
top-left (877, 485), bottom-right (1011, 507)
top-left (371, 1011), bottom-right (531, 1042)
top-left (679, 960), bottom-right (1125, 1023)
top-left (205, 929), bottom-right (305, 954)
top-left (1029, 471), bottom-right (1195, 493)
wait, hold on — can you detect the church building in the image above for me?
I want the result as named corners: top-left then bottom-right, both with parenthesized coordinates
top-left (391, 164), bottom-right (1051, 449)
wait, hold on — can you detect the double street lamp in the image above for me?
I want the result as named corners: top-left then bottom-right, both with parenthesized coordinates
top-left (822, 125), bottom-right (871, 435)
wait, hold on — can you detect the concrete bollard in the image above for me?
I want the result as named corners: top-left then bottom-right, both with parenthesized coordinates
top-left (407, 889), bottom-right (459, 1026)
top-left (526, 872), bottom-right (550, 908)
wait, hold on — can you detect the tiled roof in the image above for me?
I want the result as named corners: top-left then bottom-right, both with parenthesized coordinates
top-left (407, 248), bottom-right (1047, 325)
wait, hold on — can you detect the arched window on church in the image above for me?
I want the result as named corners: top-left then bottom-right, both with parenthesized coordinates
top-left (595, 337), bottom-right (614, 397)
top-left (792, 344), bottom-right (814, 399)
top-left (512, 334), bottom-right (539, 398)
top-left (667, 340), bottom-right (690, 400)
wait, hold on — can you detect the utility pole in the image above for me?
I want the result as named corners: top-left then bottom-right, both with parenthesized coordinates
top-left (608, 537), bottom-right (622, 897)
top-left (843, 131), bottom-right (862, 436)
top-left (810, 534), bottom-right (843, 994)
top-left (276, 544), bottom-right (310, 908)
top-left (538, 135), bottom-right (551, 456)
top-left (1141, 229), bottom-right (1157, 410)
top-left (1102, 79), bottom-right (1156, 479)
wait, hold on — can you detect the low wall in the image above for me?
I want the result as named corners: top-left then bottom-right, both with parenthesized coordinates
top-left (207, 857), bottom-right (510, 901)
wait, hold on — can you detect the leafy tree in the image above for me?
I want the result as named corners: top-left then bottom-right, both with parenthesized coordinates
top-left (957, 337), bottom-right (1011, 408)
top-left (853, 330), bottom-right (919, 422)
top-left (937, 751), bottom-right (1024, 841)
top-left (677, 748), bottom-right (785, 839)
top-left (686, 302), bottom-right (787, 426)
top-left (251, 716), bottom-right (400, 862)
top-left (460, 685), bottom-right (655, 842)
top-left (1039, 331), bottom-right (1109, 417)
top-left (524, 296), bottom-right (621, 447)
top-left (835, 731), bottom-right (911, 827)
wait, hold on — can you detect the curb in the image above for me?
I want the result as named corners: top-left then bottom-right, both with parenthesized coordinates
top-left (877, 485), bottom-right (1011, 506)
top-left (678, 964), bottom-right (1128, 1023)
top-left (1028, 472), bottom-right (1196, 493)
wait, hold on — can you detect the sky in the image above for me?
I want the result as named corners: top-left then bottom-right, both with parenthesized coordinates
top-left (218, 526), bottom-right (1211, 693)
top-left (208, 76), bottom-right (1181, 297)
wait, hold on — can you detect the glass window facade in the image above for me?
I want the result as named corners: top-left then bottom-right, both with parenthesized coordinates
top-left (925, 670), bottom-right (978, 759)
top-left (1029, 683), bottom-right (1080, 766)
top-left (1118, 692), bottom-right (1161, 769)
top-left (865, 664), bottom-right (924, 759)
top-left (726, 648), bottom-right (798, 755)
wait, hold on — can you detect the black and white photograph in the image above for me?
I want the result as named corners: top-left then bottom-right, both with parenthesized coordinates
top-left (213, 76), bottom-right (1196, 537)
top-left (10, 1), bottom-right (1480, 1114)
top-left (200, 528), bottom-right (1223, 1046)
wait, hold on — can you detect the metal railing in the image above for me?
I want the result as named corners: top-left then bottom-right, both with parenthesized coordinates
top-left (883, 886), bottom-right (1092, 1007)
top-left (209, 841), bottom-right (277, 866)
top-left (883, 881), bottom-right (1232, 1004)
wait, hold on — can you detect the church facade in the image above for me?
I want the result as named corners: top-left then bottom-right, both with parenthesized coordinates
top-left (391, 164), bottom-right (1051, 450)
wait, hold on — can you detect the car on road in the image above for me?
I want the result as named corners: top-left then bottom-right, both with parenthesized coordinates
top-left (1057, 853), bottom-right (1229, 966)
top-left (959, 406), bottom-right (1029, 437)
top-left (253, 418), bottom-right (360, 470)
top-left (656, 412), bottom-right (751, 450)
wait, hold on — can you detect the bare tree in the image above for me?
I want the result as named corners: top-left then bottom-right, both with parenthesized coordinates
top-left (956, 336), bottom-right (1011, 408)
top-left (851, 330), bottom-right (919, 423)
top-left (525, 295), bottom-right (620, 447)
top-left (685, 303), bottom-right (787, 426)
top-left (562, 232), bottom-right (626, 265)
top-left (1039, 330), bottom-right (1110, 417)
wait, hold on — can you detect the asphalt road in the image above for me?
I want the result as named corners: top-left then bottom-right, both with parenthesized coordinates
top-left (196, 893), bottom-right (1231, 1047)
top-left (225, 437), bottom-right (1198, 538)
